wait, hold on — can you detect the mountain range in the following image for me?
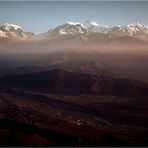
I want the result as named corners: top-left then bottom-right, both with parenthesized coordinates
top-left (1, 20), bottom-right (148, 41)
top-left (0, 23), bottom-right (34, 40)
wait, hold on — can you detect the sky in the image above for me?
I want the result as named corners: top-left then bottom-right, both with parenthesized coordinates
top-left (0, 1), bottom-right (148, 34)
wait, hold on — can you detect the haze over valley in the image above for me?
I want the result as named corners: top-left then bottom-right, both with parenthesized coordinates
top-left (1, 21), bottom-right (148, 83)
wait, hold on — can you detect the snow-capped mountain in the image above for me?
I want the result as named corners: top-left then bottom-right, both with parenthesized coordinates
top-left (82, 20), bottom-right (108, 33)
top-left (46, 20), bottom-right (108, 36)
top-left (1, 23), bottom-right (22, 31)
top-left (0, 23), bottom-right (34, 40)
top-left (44, 21), bottom-right (148, 41)
top-left (108, 23), bottom-right (148, 40)
top-left (47, 22), bottom-right (88, 36)
top-left (1, 21), bottom-right (148, 41)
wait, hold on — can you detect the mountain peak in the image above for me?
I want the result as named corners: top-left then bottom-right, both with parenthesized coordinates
top-left (127, 22), bottom-right (148, 30)
top-left (0, 23), bottom-right (34, 40)
top-left (66, 22), bottom-right (81, 26)
top-left (82, 20), bottom-right (109, 33)
top-left (52, 21), bottom-right (87, 35)
top-left (2, 23), bottom-right (22, 31)
top-left (83, 20), bottom-right (99, 27)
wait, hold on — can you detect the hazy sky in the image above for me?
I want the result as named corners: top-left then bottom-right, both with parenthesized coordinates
top-left (0, 1), bottom-right (148, 34)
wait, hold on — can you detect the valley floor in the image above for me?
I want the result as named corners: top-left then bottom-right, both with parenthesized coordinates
top-left (0, 90), bottom-right (148, 146)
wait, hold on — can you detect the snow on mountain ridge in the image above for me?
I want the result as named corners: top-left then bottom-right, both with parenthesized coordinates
top-left (66, 22), bottom-right (81, 26)
top-left (127, 22), bottom-right (147, 28)
top-left (3, 23), bottom-right (22, 31)
top-left (126, 23), bottom-right (148, 34)
top-left (0, 21), bottom-right (148, 41)
top-left (82, 20), bottom-right (99, 28)
top-left (44, 21), bottom-right (148, 41)
top-left (0, 23), bottom-right (35, 40)
top-left (51, 22), bottom-right (87, 35)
